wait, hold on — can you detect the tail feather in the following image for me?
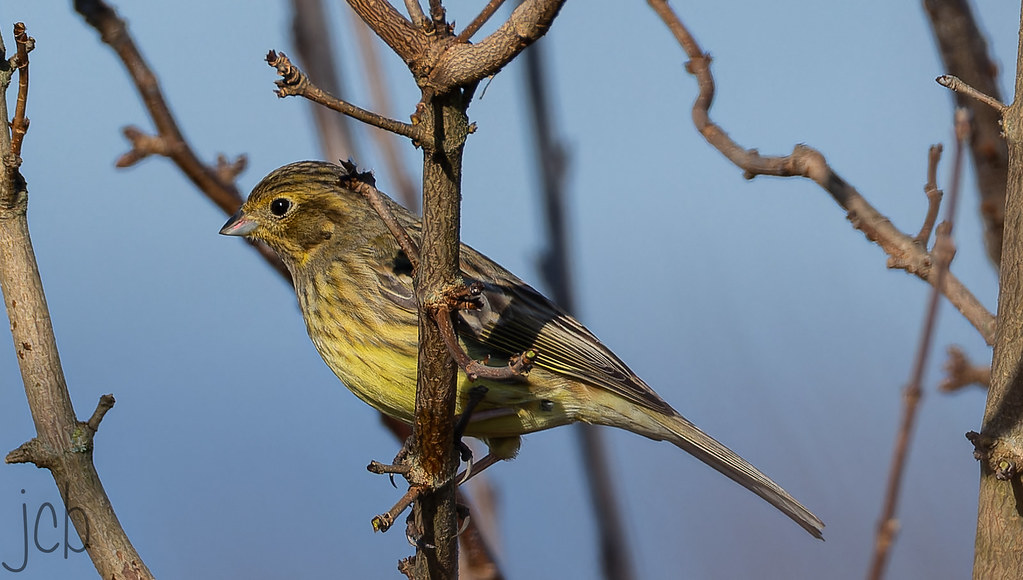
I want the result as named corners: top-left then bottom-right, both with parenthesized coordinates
top-left (642, 410), bottom-right (824, 539)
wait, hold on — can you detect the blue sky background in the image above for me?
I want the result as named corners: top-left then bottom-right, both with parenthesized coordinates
top-left (0, 1), bottom-right (1016, 578)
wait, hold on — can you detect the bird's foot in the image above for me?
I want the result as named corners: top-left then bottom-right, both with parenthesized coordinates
top-left (430, 283), bottom-right (537, 381)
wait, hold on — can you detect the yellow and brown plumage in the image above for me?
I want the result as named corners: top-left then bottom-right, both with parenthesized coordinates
top-left (220, 160), bottom-right (824, 538)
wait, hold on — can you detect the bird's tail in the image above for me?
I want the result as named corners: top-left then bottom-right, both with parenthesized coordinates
top-left (621, 408), bottom-right (824, 539)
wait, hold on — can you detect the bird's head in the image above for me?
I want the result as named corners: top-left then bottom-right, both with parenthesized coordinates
top-left (220, 161), bottom-right (365, 267)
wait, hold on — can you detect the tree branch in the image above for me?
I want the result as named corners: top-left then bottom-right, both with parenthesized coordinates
top-left (403, 0), bottom-right (428, 29)
top-left (407, 93), bottom-right (470, 579)
top-left (345, 0), bottom-right (427, 67)
top-left (72, 0), bottom-right (290, 281)
top-left (868, 109), bottom-right (970, 580)
top-left (924, 0), bottom-right (1008, 268)
top-left (648, 0), bottom-right (996, 345)
top-left (339, 164), bottom-right (421, 267)
top-left (939, 346), bottom-right (991, 392)
top-left (972, 8), bottom-right (1023, 577)
top-left (8, 22), bottom-right (31, 158)
top-left (349, 14), bottom-right (421, 211)
top-left (455, 0), bottom-right (507, 44)
top-left (0, 24), bottom-right (154, 580)
top-left (290, 0), bottom-right (361, 163)
top-left (914, 145), bottom-right (944, 246)
top-left (267, 50), bottom-right (422, 143)
top-left (425, 0), bottom-right (565, 94)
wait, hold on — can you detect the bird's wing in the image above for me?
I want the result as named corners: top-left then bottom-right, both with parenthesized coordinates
top-left (366, 225), bottom-right (675, 416)
top-left (457, 245), bottom-right (676, 415)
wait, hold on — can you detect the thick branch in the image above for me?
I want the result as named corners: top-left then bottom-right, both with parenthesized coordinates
top-left (408, 94), bottom-right (469, 579)
top-left (425, 0), bottom-right (565, 94)
top-left (648, 0), bottom-right (995, 345)
top-left (0, 25), bottom-right (153, 579)
top-left (379, 415), bottom-right (506, 579)
top-left (345, 0), bottom-right (427, 67)
top-left (342, 78), bottom-right (473, 580)
top-left (972, 8), bottom-right (1023, 577)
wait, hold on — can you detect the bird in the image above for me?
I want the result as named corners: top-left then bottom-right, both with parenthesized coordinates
top-left (220, 160), bottom-right (824, 539)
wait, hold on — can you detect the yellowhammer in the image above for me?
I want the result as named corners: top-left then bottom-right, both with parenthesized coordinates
top-left (220, 160), bottom-right (823, 538)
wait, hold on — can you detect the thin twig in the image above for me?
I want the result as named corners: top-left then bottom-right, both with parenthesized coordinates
top-left (373, 485), bottom-right (427, 533)
top-left (380, 414), bottom-right (507, 580)
top-left (915, 145), bottom-right (944, 246)
top-left (868, 109), bottom-right (970, 580)
top-left (291, 0), bottom-right (361, 163)
top-left (115, 125), bottom-right (175, 167)
top-left (647, 0), bottom-right (995, 345)
top-left (267, 50), bottom-right (421, 142)
top-left (937, 75), bottom-right (1007, 113)
top-left (939, 346), bottom-right (991, 392)
top-left (924, 0), bottom-right (1008, 268)
top-left (339, 168), bottom-right (421, 268)
top-left (214, 154), bottom-right (248, 185)
top-left (345, 0), bottom-right (426, 66)
top-left (404, 0), bottom-right (428, 29)
top-left (9, 22), bottom-right (32, 158)
top-left (456, 0), bottom-right (507, 44)
top-left (350, 15), bottom-right (420, 211)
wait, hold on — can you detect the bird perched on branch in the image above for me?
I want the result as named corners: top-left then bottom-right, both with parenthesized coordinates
top-left (220, 160), bottom-right (824, 539)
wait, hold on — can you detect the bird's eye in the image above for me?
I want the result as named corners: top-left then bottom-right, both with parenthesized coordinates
top-left (270, 198), bottom-right (292, 217)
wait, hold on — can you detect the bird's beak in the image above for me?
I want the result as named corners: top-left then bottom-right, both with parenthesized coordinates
top-left (220, 210), bottom-right (258, 237)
